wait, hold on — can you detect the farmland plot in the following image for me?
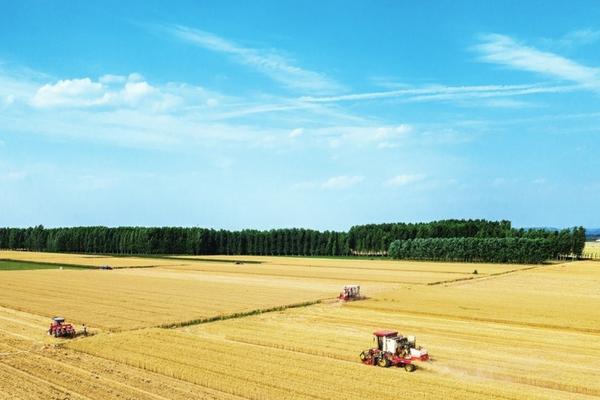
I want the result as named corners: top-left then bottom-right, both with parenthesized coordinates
top-left (0, 269), bottom-right (330, 330)
top-left (583, 242), bottom-right (600, 259)
top-left (0, 308), bottom-right (241, 400)
top-left (2, 254), bottom-right (598, 399)
top-left (69, 306), bottom-right (600, 400)
top-left (183, 303), bottom-right (600, 398)
top-left (68, 260), bottom-right (600, 399)
top-left (165, 256), bottom-right (533, 287)
top-left (68, 327), bottom-right (564, 400)
top-left (0, 250), bottom-right (184, 268)
top-left (351, 261), bottom-right (600, 333)
top-left (162, 261), bottom-right (468, 285)
top-left (172, 254), bottom-right (534, 274)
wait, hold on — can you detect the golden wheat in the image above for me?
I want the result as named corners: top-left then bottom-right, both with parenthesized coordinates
top-left (2, 254), bottom-right (599, 399)
top-left (0, 269), bottom-right (330, 330)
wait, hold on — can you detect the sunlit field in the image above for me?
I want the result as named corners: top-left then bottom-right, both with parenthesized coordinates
top-left (1, 254), bottom-right (599, 399)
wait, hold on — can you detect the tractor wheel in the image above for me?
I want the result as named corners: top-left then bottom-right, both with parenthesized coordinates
top-left (359, 350), bottom-right (369, 362)
top-left (377, 356), bottom-right (390, 368)
top-left (404, 363), bottom-right (416, 372)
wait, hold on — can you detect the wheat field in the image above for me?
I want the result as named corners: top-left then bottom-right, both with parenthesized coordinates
top-left (1, 253), bottom-right (599, 399)
top-left (583, 241), bottom-right (600, 259)
top-left (0, 268), bottom-right (330, 330)
top-left (0, 250), bottom-right (182, 268)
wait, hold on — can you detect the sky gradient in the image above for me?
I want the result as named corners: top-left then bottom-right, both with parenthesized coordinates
top-left (1, 1), bottom-right (599, 230)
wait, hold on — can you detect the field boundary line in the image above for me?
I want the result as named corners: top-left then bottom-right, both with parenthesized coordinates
top-left (157, 299), bottom-right (323, 329)
top-left (428, 265), bottom-right (545, 286)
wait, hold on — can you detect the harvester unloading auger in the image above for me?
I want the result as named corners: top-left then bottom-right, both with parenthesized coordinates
top-left (360, 330), bottom-right (429, 372)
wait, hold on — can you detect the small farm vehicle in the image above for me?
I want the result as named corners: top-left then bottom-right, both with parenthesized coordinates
top-left (48, 317), bottom-right (87, 338)
top-left (360, 330), bottom-right (429, 372)
top-left (338, 284), bottom-right (363, 301)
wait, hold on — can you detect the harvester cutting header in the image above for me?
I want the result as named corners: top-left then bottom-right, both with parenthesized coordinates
top-left (338, 284), bottom-right (364, 301)
top-left (48, 317), bottom-right (87, 338)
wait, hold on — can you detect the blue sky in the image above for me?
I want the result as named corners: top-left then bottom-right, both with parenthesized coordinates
top-left (1, 1), bottom-right (599, 230)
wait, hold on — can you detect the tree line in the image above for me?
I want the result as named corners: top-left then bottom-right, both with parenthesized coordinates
top-left (348, 219), bottom-right (514, 253)
top-left (389, 237), bottom-right (555, 264)
top-left (0, 226), bottom-right (350, 256)
top-left (0, 220), bottom-right (586, 262)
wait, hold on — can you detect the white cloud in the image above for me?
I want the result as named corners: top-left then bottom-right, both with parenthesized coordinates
top-left (99, 74), bottom-right (127, 84)
top-left (29, 75), bottom-right (174, 109)
top-left (31, 78), bottom-right (107, 107)
top-left (289, 128), bottom-right (303, 138)
top-left (206, 98), bottom-right (219, 107)
top-left (293, 176), bottom-right (365, 191)
top-left (314, 124), bottom-right (413, 149)
top-left (164, 24), bottom-right (345, 94)
top-left (122, 81), bottom-right (155, 102)
top-left (550, 29), bottom-right (600, 48)
top-left (474, 33), bottom-right (600, 90)
top-left (385, 173), bottom-right (427, 187)
top-left (0, 65), bottom-right (363, 150)
top-left (321, 175), bottom-right (364, 189)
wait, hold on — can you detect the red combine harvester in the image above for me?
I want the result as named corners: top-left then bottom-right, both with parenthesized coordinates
top-left (47, 317), bottom-right (77, 338)
top-left (360, 330), bottom-right (429, 372)
top-left (338, 284), bottom-right (363, 301)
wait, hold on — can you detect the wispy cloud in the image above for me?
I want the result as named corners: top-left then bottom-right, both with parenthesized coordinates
top-left (321, 175), bottom-right (364, 189)
top-left (288, 128), bottom-right (304, 138)
top-left (163, 24), bottom-right (345, 95)
top-left (315, 124), bottom-right (413, 149)
top-left (0, 65), bottom-right (367, 151)
top-left (474, 33), bottom-right (600, 90)
top-left (548, 29), bottom-right (600, 48)
top-left (384, 173), bottom-right (427, 187)
top-left (298, 82), bottom-right (574, 104)
top-left (291, 175), bottom-right (365, 191)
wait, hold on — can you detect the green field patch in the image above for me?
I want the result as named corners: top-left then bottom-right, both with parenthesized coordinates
top-left (0, 259), bottom-right (83, 271)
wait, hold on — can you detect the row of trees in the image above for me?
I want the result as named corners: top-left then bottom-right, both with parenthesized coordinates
top-left (0, 226), bottom-right (350, 256)
top-left (388, 237), bottom-right (555, 264)
top-left (0, 221), bottom-right (586, 261)
top-left (348, 220), bottom-right (514, 252)
top-left (348, 220), bottom-right (586, 256)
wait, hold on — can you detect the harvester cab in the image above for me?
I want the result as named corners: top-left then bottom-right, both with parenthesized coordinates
top-left (338, 284), bottom-right (362, 301)
top-left (48, 316), bottom-right (77, 338)
top-left (360, 330), bottom-right (429, 371)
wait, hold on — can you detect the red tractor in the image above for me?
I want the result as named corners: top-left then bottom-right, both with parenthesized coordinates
top-left (48, 317), bottom-right (77, 338)
top-left (338, 284), bottom-right (363, 301)
top-left (360, 330), bottom-right (429, 372)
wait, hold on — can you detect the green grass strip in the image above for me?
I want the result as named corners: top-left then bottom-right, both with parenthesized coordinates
top-left (0, 259), bottom-right (91, 271)
top-left (157, 300), bottom-right (322, 329)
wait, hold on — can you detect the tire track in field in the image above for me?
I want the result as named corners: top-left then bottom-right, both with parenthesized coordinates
top-left (1, 342), bottom-right (219, 400)
top-left (2, 362), bottom-right (92, 400)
